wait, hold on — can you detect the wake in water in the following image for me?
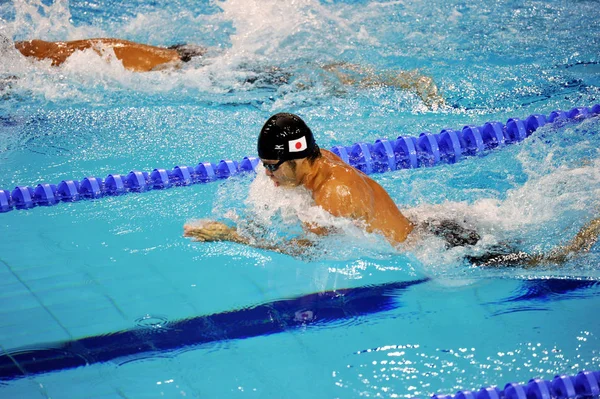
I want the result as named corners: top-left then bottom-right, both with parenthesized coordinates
top-left (1, 0), bottom-right (598, 114)
top-left (402, 119), bottom-right (600, 278)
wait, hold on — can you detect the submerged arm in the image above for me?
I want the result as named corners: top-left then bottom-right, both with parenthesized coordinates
top-left (183, 221), bottom-right (314, 257)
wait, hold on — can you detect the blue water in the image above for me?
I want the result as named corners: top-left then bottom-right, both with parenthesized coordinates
top-left (1, 0), bottom-right (600, 398)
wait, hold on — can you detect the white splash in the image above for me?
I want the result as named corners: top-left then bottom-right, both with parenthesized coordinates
top-left (10, 0), bottom-right (103, 40)
top-left (209, 167), bottom-right (396, 261)
top-left (403, 148), bottom-right (600, 275)
top-left (214, 0), bottom-right (366, 64)
top-left (245, 166), bottom-right (357, 233)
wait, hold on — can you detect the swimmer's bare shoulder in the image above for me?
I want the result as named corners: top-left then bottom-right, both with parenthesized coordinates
top-left (310, 150), bottom-right (372, 220)
top-left (315, 150), bottom-right (413, 244)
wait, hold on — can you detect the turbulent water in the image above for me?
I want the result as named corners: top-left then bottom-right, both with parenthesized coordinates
top-left (1, 0), bottom-right (599, 277)
top-left (1, 1), bottom-right (600, 398)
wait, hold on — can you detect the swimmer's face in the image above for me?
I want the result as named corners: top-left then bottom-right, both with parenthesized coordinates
top-left (261, 158), bottom-right (300, 187)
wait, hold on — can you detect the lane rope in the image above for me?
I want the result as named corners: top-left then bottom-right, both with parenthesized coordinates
top-left (425, 369), bottom-right (600, 399)
top-left (1, 104), bottom-right (598, 213)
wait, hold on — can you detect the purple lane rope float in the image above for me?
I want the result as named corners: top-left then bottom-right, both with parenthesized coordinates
top-left (424, 369), bottom-right (600, 399)
top-left (1, 104), bottom-right (598, 213)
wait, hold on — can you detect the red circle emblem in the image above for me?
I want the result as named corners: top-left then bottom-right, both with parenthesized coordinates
top-left (295, 142), bottom-right (302, 149)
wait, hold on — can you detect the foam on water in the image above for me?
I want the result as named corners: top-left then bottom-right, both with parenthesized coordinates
top-left (403, 118), bottom-right (600, 278)
top-left (215, 0), bottom-right (365, 63)
top-left (9, 0), bottom-right (102, 40)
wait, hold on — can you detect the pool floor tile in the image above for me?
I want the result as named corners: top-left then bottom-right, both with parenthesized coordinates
top-left (0, 378), bottom-right (48, 399)
top-left (0, 306), bottom-right (71, 350)
top-left (24, 270), bottom-right (94, 294)
top-left (33, 284), bottom-right (106, 307)
top-left (44, 299), bottom-right (128, 331)
top-left (0, 287), bottom-right (40, 313)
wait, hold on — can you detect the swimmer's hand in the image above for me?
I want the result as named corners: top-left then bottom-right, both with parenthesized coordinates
top-left (183, 221), bottom-right (246, 244)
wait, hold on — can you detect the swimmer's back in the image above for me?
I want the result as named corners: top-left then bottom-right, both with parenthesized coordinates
top-left (15, 38), bottom-right (181, 71)
top-left (312, 150), bottom-right (414, 245)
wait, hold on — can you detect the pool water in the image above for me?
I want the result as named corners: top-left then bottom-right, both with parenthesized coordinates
top-left (1, 0), bottom-right (600, 397)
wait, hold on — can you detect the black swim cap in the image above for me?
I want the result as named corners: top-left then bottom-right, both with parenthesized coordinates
top-left (257, 113), bottom-right (319, 161)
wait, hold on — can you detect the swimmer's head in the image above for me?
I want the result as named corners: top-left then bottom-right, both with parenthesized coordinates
top-left (257, 113), bottom-right (320, 163)
top-left (167, 44), bottom-right (206, 63)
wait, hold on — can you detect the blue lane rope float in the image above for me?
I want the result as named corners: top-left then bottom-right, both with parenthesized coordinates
top-left (1, 104), bottom-right (599, 213)
top-left (424, 369), bottom-right (600, 399)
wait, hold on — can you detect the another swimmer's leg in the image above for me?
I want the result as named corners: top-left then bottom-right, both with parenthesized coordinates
top-left (382, 70), bottom-right (445, 108)
top-left (321, 62), bottom-right (364, 85)
top-left (477, 217), bottom-right (600, 268)
top-left (322, 63), bottom-right (444, 108)
top-left (544, 217), bottom-right (600, 263)
top-left (465, 250), bottom-right (543, 268)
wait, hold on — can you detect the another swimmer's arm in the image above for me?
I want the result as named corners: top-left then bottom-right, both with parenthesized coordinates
top-left (303, 221), bottom-right (338, 237)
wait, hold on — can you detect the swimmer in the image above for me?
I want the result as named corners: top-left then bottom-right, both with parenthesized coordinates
top-left (13, 38), bottom-right (206, 72)
top-left (11, 37), bottom-right (443, 107)
top-left (184, 113), bottom-right (600, 267)
top-left (184, 112), bottom-right (412, 250)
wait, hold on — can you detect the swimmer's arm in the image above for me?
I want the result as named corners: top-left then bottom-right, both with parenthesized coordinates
top-left (183, 221), bottom-right (313, 256)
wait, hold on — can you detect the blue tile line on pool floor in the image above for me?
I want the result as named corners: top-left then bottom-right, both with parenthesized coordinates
top-left (0, 278), bottom-right (429, 381)
top-left (1, 105), bottom-right (598, 213)
top-left (0, 278), bottom-right (597, 384)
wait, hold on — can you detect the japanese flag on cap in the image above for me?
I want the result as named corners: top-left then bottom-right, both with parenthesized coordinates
top-left (288, 136), bottom-right (308, 153)
top-left (258, 113), bottom-right (319, 161)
